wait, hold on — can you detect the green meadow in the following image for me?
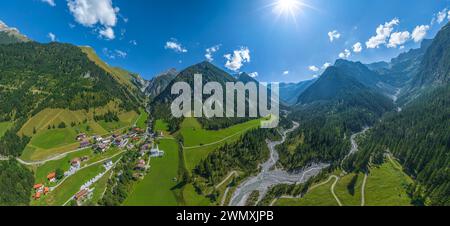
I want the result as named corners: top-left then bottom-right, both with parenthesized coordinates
top-left (154, 119), bottom-right (169, 134)
top-left (0, 121), bottom-right (12, 138)
top-left (135, 110), bottom-right (149, 129)
top-left (276, 158), bottom-right (413, 206)
top-left (180, 118), bottom-right (260, 171)
top-left (365, 159), bottom-right (413, 206)
top-left (19, 106), bottom-right (139, 161)
top-left (124, 139), bottom-right (180, 206)
top-left (275, 177), bottom-right (338, 206)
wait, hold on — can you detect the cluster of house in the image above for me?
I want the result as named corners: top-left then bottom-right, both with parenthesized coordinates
top-left (74, 188), bottom-right (93, 203)
top-left (76, 133), bottom-right (91, 148)
top-left (139, 143), bottom-right (165, 158)
top-left (93, 135), bottom-right (111, 152)
top-left (32, 184), bottom-right (50, 200)
top-left (64, 157), bottom-right (88, 177)
top-left (72, 160), bottom-right (114, 204)
top-left (134, 159), bottom-right (147, 171)
top-left (32, 172), bottom-right (57, 200)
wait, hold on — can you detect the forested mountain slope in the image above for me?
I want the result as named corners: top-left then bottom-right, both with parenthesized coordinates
top-left (280, 66), bottom-right (394, 170)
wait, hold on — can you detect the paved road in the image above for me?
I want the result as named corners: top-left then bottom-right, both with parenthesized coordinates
top-left (50, 150), bottom-right (125, 191)
top-left (361, 173), bottom-right (368, 206)
top-left (215, 171), bottom-right (238, 189)
top-left (330, 175), bottom-right (342, 206)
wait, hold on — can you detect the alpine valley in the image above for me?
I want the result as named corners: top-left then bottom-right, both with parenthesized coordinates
top-left (0, 19), bottom-right (448, 207)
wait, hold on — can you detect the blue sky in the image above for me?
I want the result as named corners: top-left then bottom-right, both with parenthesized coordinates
top-left (0, 0), bottom-right (449, 82)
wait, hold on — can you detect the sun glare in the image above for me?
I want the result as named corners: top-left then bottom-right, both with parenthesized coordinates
top-left (273, 0), bottom-right (302, 17)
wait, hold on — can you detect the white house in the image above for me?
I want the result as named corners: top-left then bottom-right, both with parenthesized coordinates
top-left (150, 144), bottom-right (165, 157)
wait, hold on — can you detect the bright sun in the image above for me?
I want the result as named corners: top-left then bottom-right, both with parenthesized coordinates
top-left (273, 0), bottom-right (302, 17)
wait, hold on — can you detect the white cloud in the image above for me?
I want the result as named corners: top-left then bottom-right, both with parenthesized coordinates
top-left (328, 30), bottom-right (341, 42)
top-left (41, 0), bottom-right (56, 6)
top-left (283, 71), bottom-right (289, 75)
top-left (412, 25), bottom-right (430, 43)
top-left (224, 47), bottom-right (251, 72)
top-left (48, 33), bottom-right (56, 42)
top-left (99, 27), bottom-right (115, 40)
top-left (387, 31), bottom-right (410, 48)
top-left (322, 62), bottom-right (332, 69)
top-left (165, 39), bottom-right (188, 53)
top-left (436, 8), bottom-right (448, 24)
top-left (352, 42), bottom-right (363, 53)
top-left (248, 72), bottom-right (259, 78)
top-left (67, 0), bottom-right (120, 40)
top-left (103, 48), bottom-right (127, 59)
top-left (339, 49), bottom-right (351, 59)
top-left (205, 45), bottom-right (221, 62)
top-left (308, 66), bottom-right (319, 72)
top-left (366, 18), bottom-right (400, 48)
top-left (129, 40), bottom-right (137, 46)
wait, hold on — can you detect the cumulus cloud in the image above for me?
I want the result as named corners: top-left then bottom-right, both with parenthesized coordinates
top-left (224, 47), bottom-right (251, 72)
top-left (165, 39), bottom-right (188, 53)
top-left (328, 30), bottom-right (341, 42)
top-left (308, 66), bottom-right (319, 72)
top-left (339, 49), bottom-right (351, 59)
top-left (352, 42), bottom-right (362, 53)
top-left (48, 33), bottom-right (56, 42)
top-left (41, 0), bottom-right (56, 6)
top-left (283, 71), bottom-right (289, 75)
top-left (205, 45), bottom-right (221, 62)
top-left (322, 62), bottom-right (332, 69)
top-left (248, 72), bottom-right (259, 78)
top-left (99, 27), bottom-right (115, 40)
top-left (366, 18), bottom-right (400, 48)
top-left (387, 31), bottom-right (410, 48)
top-left (412, 25), bottom-right (430, 43)
top-left (67, 0), bottom-right (120, 40)
top-left (436, 8), bottom-right (448, 24)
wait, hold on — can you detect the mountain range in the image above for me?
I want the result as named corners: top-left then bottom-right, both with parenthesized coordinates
top-left (0, 20), bottom-right (449, 206)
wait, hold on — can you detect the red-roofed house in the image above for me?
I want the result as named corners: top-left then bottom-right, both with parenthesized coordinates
top-left (47, 172), bottom-right (56, 182)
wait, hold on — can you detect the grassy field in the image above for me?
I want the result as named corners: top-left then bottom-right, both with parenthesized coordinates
top-left (19, 106), bottom-right (139, 161)
top-left (124, 139), bottom-right (180, 206)
top-left (334, 173), bottom-right (364, 206)
top-left (180, 118), bottom-right (261, 171)
top-left (182, 183), bottom-right (211, 206)
top-left (365, 159), bottom-right (413, 206)
top-left (275, 158), bottom-right (413, 206)
top-left (33, 147), bottom-right (123, 186)
top-left (80, 46), bottom-right (138, 90)
top-left (31, 155), bottom-right (119, 206)
top-left (135, 110), bottom-right (149, 129)
top-left (276, 177), bottom-right (338, 206)
top-left (154, 119), bottom-right (169, 135)
top-left (0, 121), bottom-right (12, 138)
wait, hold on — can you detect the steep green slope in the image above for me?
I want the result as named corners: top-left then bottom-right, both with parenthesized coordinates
top-left (412, 23), bottom-right (450, 88)
top-left (348, 85), bottom-right (450, 205)
top-left (80, 46), bottom-right (146, 100)
top-left (0, 42), bottom-right (140, 157)
top-left (0, 21), bottom-right (30, 44)
top-left (279, 79), bottom-right (316, 106)
top-left (151, 61), bottom-right (254, 132)
top-left (281, 67), bottom-right (394, 170)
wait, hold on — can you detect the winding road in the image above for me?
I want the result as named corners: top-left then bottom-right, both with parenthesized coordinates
top-left (229, 122), bottom-right (329, 206)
